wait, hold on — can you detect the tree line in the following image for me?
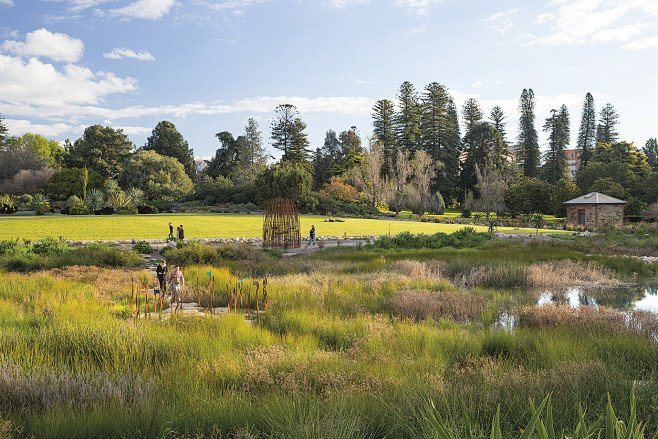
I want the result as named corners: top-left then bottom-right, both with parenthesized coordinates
top-left (1, 83), bottom-right (657, 217)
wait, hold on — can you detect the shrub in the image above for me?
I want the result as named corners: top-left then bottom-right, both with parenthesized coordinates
top-left (0, 203), bottom-right (17, 214)
top-left (68, 203), bottom-right (90, 215)
top-left (117, 208), bottom-right (137, 215)
top-left (137, 205), bottom-right (159, 214)
top-left (133, 241), bottom-right (153, 254)
top-left (93, 206), bottom-right (115, 215)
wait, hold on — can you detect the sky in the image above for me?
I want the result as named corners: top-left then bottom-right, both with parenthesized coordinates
top-left (1, 0), bottom-right (657, 161)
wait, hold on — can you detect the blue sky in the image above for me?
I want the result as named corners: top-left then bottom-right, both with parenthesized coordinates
top-left (1, 0), bottom-right (657, 161)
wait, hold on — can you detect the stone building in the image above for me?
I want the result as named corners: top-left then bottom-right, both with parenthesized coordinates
top-left (564, 192), bottom-right (626, 227)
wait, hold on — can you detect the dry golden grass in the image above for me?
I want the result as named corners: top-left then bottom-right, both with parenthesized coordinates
top-left (48, 265), bottom-right (152, 299)
top-left (385, 289), bottom-right (490, 323)
top-left (520, 303), bottom-right (658, 338)
top-left (528, 260), bottom-right (619, 287)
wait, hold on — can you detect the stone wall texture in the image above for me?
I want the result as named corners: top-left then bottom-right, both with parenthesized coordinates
top-left (566, 204), bottom-right (624, 227)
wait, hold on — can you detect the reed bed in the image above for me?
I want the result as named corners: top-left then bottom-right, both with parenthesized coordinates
top-left (385, 289), bottom-right (490, 323)
top-left (519, 303), bottom-right (658, 339)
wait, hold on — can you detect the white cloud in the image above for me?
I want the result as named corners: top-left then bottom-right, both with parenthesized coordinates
top-left (0, 0), bottom-right (15, 6)
top-left (3, 119), bottom-right (88, 137)
top-left (207, 0), bottom-right (271, 11)
top-left (0, 54), bottom-right (137, 106)
top-left (2, 28), bottom-right (84, 62)
top-left (623, 35), bottom-right (658, 49)
top-left (110, 0), bottom-right (174, 19)
top-left (65, 0), bottom-right (115, 11)
top-left (103, 47), bottom-right (155, 61)
top-left (395, 0), bottom-right (445, 17)
top-left (529, 0), bottom-right (658, 46)
top-left (534, 12), bottom-right (555, 24)
top-left (485, 8), bottom-right (518, 33)
top-left (328, 0), bottom-right (368, 7)
top-left (408, 24), bottom-right (428, 35)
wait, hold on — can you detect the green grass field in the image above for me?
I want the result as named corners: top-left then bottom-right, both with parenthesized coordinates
top-left (0, 213), bottom-right (569, 241)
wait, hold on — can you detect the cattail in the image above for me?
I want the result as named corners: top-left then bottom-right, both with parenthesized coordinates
top-left (247, 285), bottom-right (251, 317)
top-left (255, 282), bottom-right (260, 318)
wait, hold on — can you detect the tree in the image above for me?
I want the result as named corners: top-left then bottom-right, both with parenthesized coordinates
top-left (489, 106), bottom-right (506, 139)
top-left (312, 130), bottom-right (341, 190)
top-left (346, 141), bottom-right (388, 209)
top-left (576, 92), bottom-right (596, 166)
top-left (504, 177), bottom-right (552, 216)
top-left (394, 81), bottom-right (421, 154)
top-left (461, 123), bottom-right (506, 191)
top-left (255, 162), bottom-right (314, 210)
top-left (144, 121), bottom-right (196, 180)
top-left (551, 177), bottom-right (577, 217)
top-left (0, 113), bottom-right (8, 147)
top-left (542, 105), bottom-right (570, 184)
top-left (206, 131), bottom-right (242, 180)
top-left (465, 158), bottom-right (506, 237)
top-left (518, 88), bottom-right (540, 178)
top-left (388, 148), bottom-right (412, 213)
top-left (596, 103), bottom-right (619, 145)
top-left (372, 99), bottom-right (397, 173)
top-left (117, 150), bottom-right (194, 200)
top-left (2, 133), bottom-right (64, 167)
top-left (340, 126), bottom-right (363, 170)
top-left (46, 167), bottom-right (104, 201)
top-left (462, 98), bottom-right (483, 134)
top-left (0, 147), bottom-right (45, 182)
top-left (409, 150), bottom-right (436, 216)
top-left (236, 117), bottom-right (267, 184)
top-left (442, 100), bottom-right (462, 201)
top-left (66, 125), bottom-right (133, 178)
top-left (0, 168), bottom-right (55, 195)
top-left (642, 138), bottom-right (658, 172)
top-left (270, 104), bottom-right (311, 165)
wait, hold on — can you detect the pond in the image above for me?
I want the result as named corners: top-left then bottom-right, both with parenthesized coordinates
top-left (496, 282), bottom-right (658, 332)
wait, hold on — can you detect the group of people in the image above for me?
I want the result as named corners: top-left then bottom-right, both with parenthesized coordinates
top-left (168, 222), bottom-right (185, 242)
top-left (155, 260), bottom-right (185, 312)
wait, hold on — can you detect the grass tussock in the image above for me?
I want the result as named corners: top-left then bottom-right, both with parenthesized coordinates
top-left (528, 260), bottom-right (619, 287)
top-left (520, 303), bottom-right (658, 338)
top-left (385, 289), bottom-right (490, 323)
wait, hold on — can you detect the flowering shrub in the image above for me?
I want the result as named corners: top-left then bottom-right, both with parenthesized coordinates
top-left (320, 176), bottom-right (358, 203)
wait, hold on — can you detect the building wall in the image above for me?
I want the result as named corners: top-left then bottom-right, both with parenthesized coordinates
top-left (565, 149), bottom-right (581, 180)
top-left (566, 204), bottom-right (625, 227)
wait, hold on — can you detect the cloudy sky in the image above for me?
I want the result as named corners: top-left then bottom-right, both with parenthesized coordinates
top-left (1, 0), bottom-right (657, 160)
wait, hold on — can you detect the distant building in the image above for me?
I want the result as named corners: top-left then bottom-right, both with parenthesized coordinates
top-left (565, 149), bottom-right (581, 180)
top-left (564, 192), bottom-right (627, 227)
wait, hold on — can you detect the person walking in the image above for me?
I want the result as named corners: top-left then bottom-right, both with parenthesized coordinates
top-left (156, 260), bottom-right (168, 293)
top-left (176, 226), bottom-right (180, 241)
top-left (169, 265), bottom-right (184, 313)
top-left (168, 222), bottom-right (174, 241)
top-left (308, 225), bottom-right (316, 246)
top-left (178, 224), bottom-right (185, 241)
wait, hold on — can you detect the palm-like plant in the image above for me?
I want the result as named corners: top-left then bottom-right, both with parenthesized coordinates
top-left (126, 187), bottom-right (145, 205)
top-left (85, 189), bottom-right (105, 211)
top-left (106, 191), bottom-right (135, 210)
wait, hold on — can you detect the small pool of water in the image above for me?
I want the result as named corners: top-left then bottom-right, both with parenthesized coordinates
top-left (533, 284), bottom-right (658, 315)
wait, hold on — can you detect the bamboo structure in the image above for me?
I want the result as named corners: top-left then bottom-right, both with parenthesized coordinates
top-left (263, 198), bottom-right (301, 249)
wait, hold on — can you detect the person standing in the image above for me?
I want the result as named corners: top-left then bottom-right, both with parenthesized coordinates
top-left (179, 224), bottom-right (185, 241)
top-left (168, 222), bottom-right (174, 241)
top-left (308, 225), bottom-right (315, 246)
top-left (169, 265), bottom-right (184, 313)
top-left (156, 260), bottom-right (168, 293)
top-left (176, 226), bottom-right (180, 241)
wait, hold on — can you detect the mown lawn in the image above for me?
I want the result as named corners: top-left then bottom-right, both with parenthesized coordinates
top-left (0, 213), bottom-right (570, 241)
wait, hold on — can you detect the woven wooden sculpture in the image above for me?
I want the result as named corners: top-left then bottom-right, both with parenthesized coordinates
top-left (263, 198), bottom-right (301, 249)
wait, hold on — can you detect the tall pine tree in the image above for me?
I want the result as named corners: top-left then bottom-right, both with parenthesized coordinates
top-left (596, 103), bottom-right (619, 145)
top-left (576, 92), bottom-right (596, 166)
top-left (542, 105), bottom-right (570, 184)
top-left (394, 81), bottom-right (421, 154)
top-left (489, 106), bottom-right (506, 139)
top-left (371, 99), bottom-right (397, 174)
top-left (462, 98), bottom-right (483, 135)
top-left (518, 88), bottom-right (540, 178)
top-left (270, 104), bottom-right (311, 165)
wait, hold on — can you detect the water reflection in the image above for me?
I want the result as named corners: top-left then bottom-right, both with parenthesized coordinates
top-left (534, 284), bottom-right (658, 315)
